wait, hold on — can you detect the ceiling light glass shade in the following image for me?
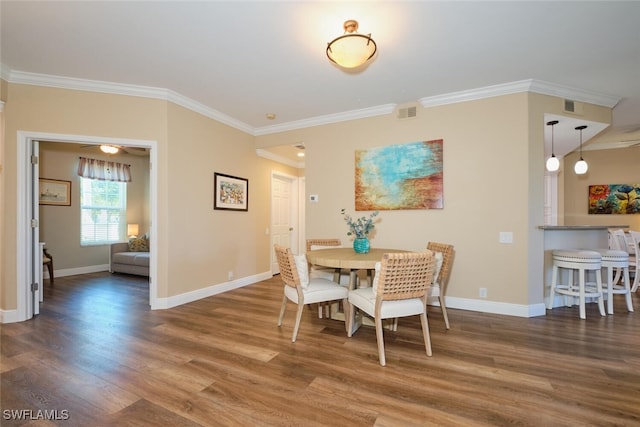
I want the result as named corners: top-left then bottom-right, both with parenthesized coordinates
top-left (546, 155), bottom-right (560, 172)
top-left (100, 144), bottom-right (119, 154)
top-left (574, 159), bottom-right (588, 174)
top-left (326, 20), bottom-right (377, 68)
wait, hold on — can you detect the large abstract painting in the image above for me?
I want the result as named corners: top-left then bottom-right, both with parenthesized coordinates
top-left (355, 140), bottom-right (443, 211)
top-left (588, 184), bottom-right (640, 214)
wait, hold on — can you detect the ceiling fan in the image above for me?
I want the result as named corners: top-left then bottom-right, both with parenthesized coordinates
top-left (81, 144), bottom-right (149, 156)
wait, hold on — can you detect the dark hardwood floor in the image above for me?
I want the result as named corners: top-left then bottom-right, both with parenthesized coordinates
top-left (1, 272), bottom-right (639, 426)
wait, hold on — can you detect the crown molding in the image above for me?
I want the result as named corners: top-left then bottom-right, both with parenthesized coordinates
top-left (419, 79), bottom-right (620, 109)
top-left (255, 149), bottom-right (305, 169)
top-left (253, 104), bottom-right (397, 136)
top-left (7, 70), bottom-right (254, 134)
top-left (3, 67), bottom-right (621, 136)
top-left (527, 79), bottom-right (620, 108)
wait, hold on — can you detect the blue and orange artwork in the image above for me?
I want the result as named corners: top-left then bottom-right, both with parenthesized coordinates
top-left (355, 140), bottom-right (443, 211)
top-left (589, 184), bottom-right (640, 214)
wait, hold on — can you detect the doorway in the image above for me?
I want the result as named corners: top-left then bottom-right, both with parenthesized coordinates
top-left (16, 131), bottom-right (158, 321)
top-left (270, 172), bottom-right (302, 274)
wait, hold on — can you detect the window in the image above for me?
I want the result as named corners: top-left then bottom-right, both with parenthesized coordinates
top-left (80, 177), bottom-right (127, 245)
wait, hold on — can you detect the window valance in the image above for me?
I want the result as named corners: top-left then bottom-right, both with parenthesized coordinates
top-left (77, 157), bottom-right (131, 182)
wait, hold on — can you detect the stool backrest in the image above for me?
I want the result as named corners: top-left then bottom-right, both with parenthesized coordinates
top-left (609, 229), bottom-right (631, 254)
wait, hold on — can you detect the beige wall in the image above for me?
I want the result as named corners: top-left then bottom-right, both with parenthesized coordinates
top-left (38, 142), bottom-right (150, 270)
top-left (1, 83), bottom-right (297, 313)
top-left (563, 146), bottom-right (640, 228)
top-left (258, 92), bottom-right (612, 309)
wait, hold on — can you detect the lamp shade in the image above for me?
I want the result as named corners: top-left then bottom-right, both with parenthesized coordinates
top-left (127, 223), bottom-right (139, 237)
top-left (574, 159), bottom-right (588, 174)
top-left (546, 155), bottom-right (560, 172)
top-left (326, 20), bottom-right (377, 68)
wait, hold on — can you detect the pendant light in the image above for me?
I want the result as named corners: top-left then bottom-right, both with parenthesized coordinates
top-left (574, 125), bottom-right (588, 175)
top-left (545, 120), bottom-right (560, 172)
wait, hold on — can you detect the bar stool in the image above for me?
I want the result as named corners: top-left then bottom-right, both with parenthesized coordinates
top-left (546, 250), bottom-right (605, 319)
top-left (594, 249), bottom-right (634, 314)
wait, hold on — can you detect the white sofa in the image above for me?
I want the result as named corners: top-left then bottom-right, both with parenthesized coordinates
top-left (110, 242), bottom-right (150, 277)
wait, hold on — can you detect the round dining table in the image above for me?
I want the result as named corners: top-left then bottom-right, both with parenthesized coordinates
top-left (306, 247), bottom-right (409, 289)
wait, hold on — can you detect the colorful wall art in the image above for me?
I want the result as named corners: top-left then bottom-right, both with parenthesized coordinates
top-left (355, 140), bottom-right (443, 211)
top-left (588, 184), bottom-right (640, 214)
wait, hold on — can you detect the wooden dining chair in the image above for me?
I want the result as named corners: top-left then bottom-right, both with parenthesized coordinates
top-left (426, 242), bottom-right (455, 329)
top-left (274, 244), bottom-right (350, 342)
top-left (306, 238), bottom-right (349, 318)
top-left (346, 251), bottom-right (436, 366)
top-left (43, 247), bottom-right (54, 285)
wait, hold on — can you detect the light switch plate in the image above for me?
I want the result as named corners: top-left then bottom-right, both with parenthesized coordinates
top-left (499, 232), bottom-right (513, 244)
top-left (309, 194), bottom-right (319, 203)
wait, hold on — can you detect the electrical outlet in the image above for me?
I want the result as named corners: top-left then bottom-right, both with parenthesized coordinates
top-left (228, 271), bottom-right (234, 280)
top-left (479, 288), bottom-right (487, 298)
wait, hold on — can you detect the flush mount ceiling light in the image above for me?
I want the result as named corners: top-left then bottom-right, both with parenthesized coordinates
top-left (100, 144), bottom-right (119, 154)
top-left (546, 120), bottom-right (560, 172)
top-left (574, 125), bottom-right (588, 175)
top-left (326, 19), bottom-right (377, 69)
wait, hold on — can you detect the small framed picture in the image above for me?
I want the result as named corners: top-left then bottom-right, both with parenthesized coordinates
top-left (39, 178), bottom-right (71, 206)
top-left (214, 172), bottom-right (248, 211)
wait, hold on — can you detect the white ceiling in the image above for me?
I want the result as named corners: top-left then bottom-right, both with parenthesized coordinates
top-left (2, 1), bottom-right (640, 160)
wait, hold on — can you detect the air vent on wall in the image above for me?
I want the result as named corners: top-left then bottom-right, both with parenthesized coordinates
top-left (397, 105), bottom-right (417, 120)
top-left (563, 99), bottom-right (583, 115)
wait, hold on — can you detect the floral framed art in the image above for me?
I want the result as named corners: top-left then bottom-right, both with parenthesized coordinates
top-left (214, 172), bottom-right (248, 211)
top-left (39, 178), bottom-right (71, 206)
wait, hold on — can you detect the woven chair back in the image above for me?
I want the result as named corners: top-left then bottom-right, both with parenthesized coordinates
top-left (274, 244), bottom-right (301, 289)
top-left (426, 241), bottom-right (454, 285)
top-left (305, 238), bottom-right (341, 252)
top-left (378, 251), bottom-right (435, 301)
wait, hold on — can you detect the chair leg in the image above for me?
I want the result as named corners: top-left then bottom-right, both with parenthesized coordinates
top-left (277, 295), bottom-right (288, 326)
top-left (346, 303), bottom-right (354, 338)
top-left (291, 302), bottom-right (305, 342)
top-left (47, 262), bottom-right (54, 284)
top-left (439, 295), bottom-right (450, 329)
top-left (606, 265), bottom-right (614, 315)
top-left (579, 268), bottom-right (587, 320)
top-left (623, 267), bottom-right (634, 312)
top-left (374, 316), bottom-right (386, 366)
top-left (595, 269), bottom-right (606, 317)
top-left (342, 298), bottom-right (351, 336)
top-left (419, 311), bottom-right (433, 357)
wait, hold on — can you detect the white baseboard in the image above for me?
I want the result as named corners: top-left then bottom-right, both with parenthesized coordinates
top-left (45, 264), bottom-right (110, 279)
top-left (0, 309), bottom-right (21, 323)
top-left (152, 271), bottom-right (273, 310)
top-left (443, 296), bottom-right (547, 318)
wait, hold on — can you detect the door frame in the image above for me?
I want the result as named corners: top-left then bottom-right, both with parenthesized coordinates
top-left (15, 130), bottom-right (158, 321)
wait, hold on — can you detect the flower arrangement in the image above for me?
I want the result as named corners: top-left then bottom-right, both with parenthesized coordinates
top-left (341, 209), bottom-right (379, 239)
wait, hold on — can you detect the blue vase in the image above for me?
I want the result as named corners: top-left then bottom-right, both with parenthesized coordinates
top-left (353, 237), bottom-right (370, 254)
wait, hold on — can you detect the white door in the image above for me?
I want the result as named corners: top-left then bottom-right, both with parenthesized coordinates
top-left (271, 174), bottom-right (296, 274)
